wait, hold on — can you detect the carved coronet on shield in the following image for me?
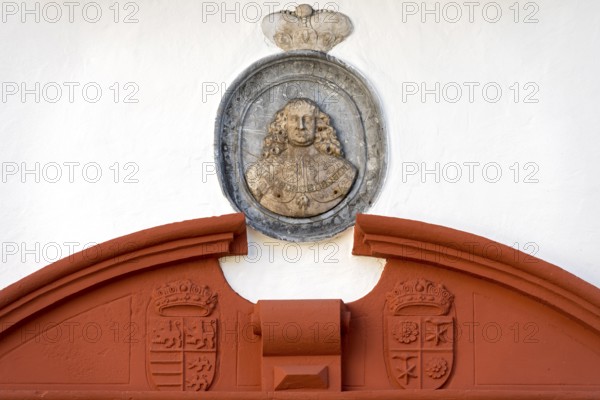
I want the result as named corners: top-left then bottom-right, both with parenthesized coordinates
top-left (384, 279), bottom-right (455, 390)
top-left (147, 280), bottom-right (218, 391)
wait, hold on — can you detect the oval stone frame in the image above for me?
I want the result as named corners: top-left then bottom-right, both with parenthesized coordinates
top-left (215, 50), bottom-right (386, 242)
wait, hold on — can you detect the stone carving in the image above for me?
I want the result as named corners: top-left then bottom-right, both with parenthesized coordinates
top-left (185, 320), bottom-right (216, 350)
top-left (262, 4), bottom-right (353, 53)
top-left (386, 279), bottom-right (454, 316)
top-left (153, 280), bottom-right (217, 316)
top-left (425, 357), bottom-right (449, 379)
top-left (216, 2), bottom-right (386, 240)
top-left (148, 280), bottom-right (218, 392)
top-left (392, 354), bottom-right (418, 386)
top-left (384, 279), bottom-right (455, 389)
top-left (216, 52), bottom-right (386, 241)
top-left (245, 98), bottom-right (357, 218)
top-left (4, 214), bottom-right (600, 395)
top-left (393, 321), bottom-right (419, 344)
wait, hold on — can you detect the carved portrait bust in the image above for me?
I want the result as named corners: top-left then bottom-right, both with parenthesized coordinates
top-left (245, 98), bottom-right (357, 218)
top-left (217, 50), bottom-right (386, 240)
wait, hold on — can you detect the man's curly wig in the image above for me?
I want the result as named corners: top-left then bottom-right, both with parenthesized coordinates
top-left (261, 98), bottom-right (344, 159)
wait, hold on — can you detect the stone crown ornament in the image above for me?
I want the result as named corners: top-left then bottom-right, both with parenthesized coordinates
top-left (153, 280), bottom-right (218, 316)
top-left (262, 4), bottom-right (353, 52)
top-left (386, 279), bottom-right (454, 316)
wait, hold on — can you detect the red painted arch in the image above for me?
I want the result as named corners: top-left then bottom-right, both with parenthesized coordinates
top-left (0, 213), bottom-right (598, 399)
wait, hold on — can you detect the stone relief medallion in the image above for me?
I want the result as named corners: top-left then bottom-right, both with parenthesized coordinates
top-left (215, 4), bottom-right (386, 241)
top-left (147, 280), bottom-right (218, 391)
top-left (383, 279), bottom-right (455, 390)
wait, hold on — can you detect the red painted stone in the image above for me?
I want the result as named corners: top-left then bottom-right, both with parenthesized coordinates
top-left (254, 299), bottom-right (347, 391)
top-left (0, 213), bottom-right (598, 399)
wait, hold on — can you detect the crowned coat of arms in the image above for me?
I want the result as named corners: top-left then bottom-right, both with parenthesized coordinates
top-left (147, 280), bottom-right (218, 391)
top-left (384, 279), bottom-right (455, 389)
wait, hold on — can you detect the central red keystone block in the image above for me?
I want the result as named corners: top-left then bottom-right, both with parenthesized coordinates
top-left (253, 299), bottom-right (350, 391)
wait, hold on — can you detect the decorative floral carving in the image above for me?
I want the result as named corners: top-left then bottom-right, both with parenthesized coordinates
top-left (393, 321), bottom-right (419, 344)
top-left (425, 357), bottom-right (448, 379)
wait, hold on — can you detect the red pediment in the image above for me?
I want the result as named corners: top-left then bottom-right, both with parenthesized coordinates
top-left (0, 213), bottom-right (598, 399)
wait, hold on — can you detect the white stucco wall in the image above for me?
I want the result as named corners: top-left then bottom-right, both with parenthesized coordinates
top-left (1, 0), bottom-right (598, 301)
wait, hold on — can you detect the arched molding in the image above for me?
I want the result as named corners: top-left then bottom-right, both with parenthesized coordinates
top-left (0, 213), bottom-right (247, 337)
top-left (0, 213), bottom-right (598, 399)
top-left (353, 214), bottom-right (600, 334)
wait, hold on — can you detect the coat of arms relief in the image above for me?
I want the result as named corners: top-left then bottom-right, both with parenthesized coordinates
top-left (384, 279), bottom-right (455, 389)
top-left (147, 280), bottom-right (218, 391)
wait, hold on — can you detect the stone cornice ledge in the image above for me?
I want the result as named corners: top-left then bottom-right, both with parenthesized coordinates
top-left (0, 213), bottom-right (247, 333)
top-left (353, 214), bottom-right (600, 335)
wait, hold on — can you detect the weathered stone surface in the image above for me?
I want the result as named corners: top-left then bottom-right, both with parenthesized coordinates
top-left (262, 4), bottom-right (353, 53)
top-left (245, 98), bottom-right (357, 218)
top-left (215, 51), bottom-right (387, 242)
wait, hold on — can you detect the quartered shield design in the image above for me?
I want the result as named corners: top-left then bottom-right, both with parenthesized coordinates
top-left (147, 280), bottom-right (219, 392)
top-left (148, 316), bottom-right (218, 391)
top-left (385, 316), bottom-right (454, 389)
top-left (384, 279), bottom-right (455, 390)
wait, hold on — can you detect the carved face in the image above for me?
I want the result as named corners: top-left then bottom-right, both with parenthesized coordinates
top-left (286, 104), bottom-right (316, 147)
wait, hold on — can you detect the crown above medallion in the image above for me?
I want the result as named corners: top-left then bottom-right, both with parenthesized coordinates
top-left (262, 4), bottom-right (353, 53)
top-left (386, 279), bottom-right (454, 316)
top-left (152, 280), bottom-right (217, 316)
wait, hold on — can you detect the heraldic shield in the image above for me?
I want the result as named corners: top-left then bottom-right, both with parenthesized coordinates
top-left (147, 280), bottom-right (218, 391)
top-left (384, 279), bottom-right (455, 389)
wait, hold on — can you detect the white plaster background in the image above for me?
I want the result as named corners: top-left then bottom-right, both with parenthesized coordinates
top-left (0, 0), bottom-right (598, 301)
